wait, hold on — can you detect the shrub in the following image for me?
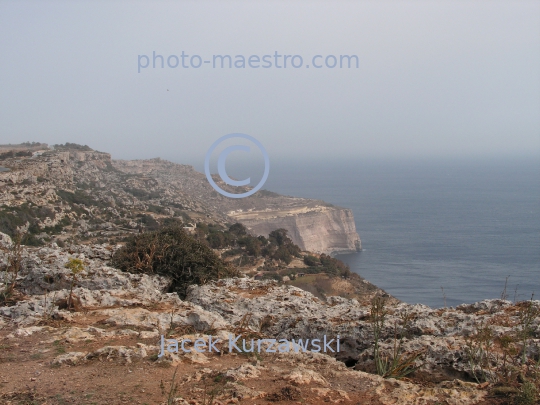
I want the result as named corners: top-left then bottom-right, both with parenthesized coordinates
top-left (147, 204), bottom-right (167, 214)
top-left (273, 246), bottom-right (293, 264)
top-left (261, 271), bottom-right (281, 281)
top-left (22, 234), bottom-right (44, 246)
top-left (0, 204), bottom-right (35, 238)
top-left (229, 223), bottom-right (248, 236)
top-left (161, 217), bottom-right (183, 228)
top-left (0, 150), bottom-right (32, 160)
top-left (205, 223), bottom-right (253, 249)
top-left (138, 214), bottom-right (160, 231)
top-left (111, 226), bottom-right (239, 299)
top-left (303, 255), bottom-right (320, 267)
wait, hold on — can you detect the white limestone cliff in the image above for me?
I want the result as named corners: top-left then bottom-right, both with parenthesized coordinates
top-left (229, 205), bottom-right (361, 254)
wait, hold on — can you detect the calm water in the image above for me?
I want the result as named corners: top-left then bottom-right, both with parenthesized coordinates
top-left (259, 157), bottom-right (540, 308)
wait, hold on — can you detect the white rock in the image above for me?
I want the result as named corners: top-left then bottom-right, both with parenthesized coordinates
top-left (285, 367), bottom-right (328, 386)
top-left (53, 352), bottom-right (87, 366)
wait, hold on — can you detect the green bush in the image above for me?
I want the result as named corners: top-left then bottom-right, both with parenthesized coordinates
top-left (111, 226), bottom-right (239, 299)
top-left (319, 254), bottom-right (351, 277)
top-left (204, 223), bottom-right (247, 249)
top-left (0, 206), bottom-right (34, 237)
top-left (272, 245), bottom-right (293, 264)
top-left (53, 143), bottom-right (93, 151)
top-left (161, 217), bottom-right (183, 228)
top-left (303, 255), bottom-right (320, 267)
top-left (21, 233), bottom-right (43, 246)
top-left (228, 223), bottom-right (248, 236)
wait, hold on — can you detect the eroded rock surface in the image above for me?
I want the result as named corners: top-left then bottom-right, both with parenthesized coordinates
top-left (2, 241), bottom-right (535, 403)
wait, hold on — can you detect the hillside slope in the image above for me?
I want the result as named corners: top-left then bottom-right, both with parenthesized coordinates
top-left (0, 144), bottom-right (360, 254)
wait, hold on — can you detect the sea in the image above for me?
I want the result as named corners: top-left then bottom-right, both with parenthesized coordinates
top-left (196, 156), bottom-right (540, 308)
top-left (257, 157), bottom-right (539, 308)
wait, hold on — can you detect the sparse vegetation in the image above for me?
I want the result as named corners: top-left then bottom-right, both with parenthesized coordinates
top-left (462, 298), bottom-right (540, 402)
top-left (464, 320), bottom-right (495, 383)
top-left (123, 187), bottom-right (161, 201)
top-left (370, 296), bottom-right (424, 379)
top-left (515, 380), bottom-right (538, 405)
top-left (7, 142), bottom-right (538, 403)
top-left (0, 150), bottom-right (33, 160)
top-left (0, 233), bottom-right (23, 305)
top-left (0, 203), bottom-right (73, 245)
top-left (56, 189), bottom-right (107, 208)
top-left (53, 142), bottom-right (93, 151)
top-left (162, 366), bottom-right (180, 405)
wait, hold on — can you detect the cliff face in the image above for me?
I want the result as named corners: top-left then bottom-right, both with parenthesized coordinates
top-left (229, 205), bottom-right (361, 254)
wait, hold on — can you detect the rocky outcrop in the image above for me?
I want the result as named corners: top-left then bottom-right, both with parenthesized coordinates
top-left (0, 241), bottom-right (497, 403)
top-left (187, 278), bottom-right (540, 383)
top-left (229, 205), bottom-right (361, 254)
top-left (0, 146), bottom-right (362, 254)
top-left (4, 238), bottom-right (537, 390)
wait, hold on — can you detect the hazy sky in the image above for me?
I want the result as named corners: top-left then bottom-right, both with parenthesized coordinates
top-left (1, 0), bottom-right (539, 164)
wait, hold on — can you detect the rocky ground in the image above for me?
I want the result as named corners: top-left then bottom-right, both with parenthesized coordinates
top-left (0, 145), bottom-right (358, 254)
top-left (1, 240), bottom-right (537, 404)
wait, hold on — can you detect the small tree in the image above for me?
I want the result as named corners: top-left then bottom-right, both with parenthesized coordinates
top-left (207, 232), bottom-right (225, 249)
top-left (65, 258), bottom-right (85, 310)
top-left (238, 236), bottom-right (262, 257)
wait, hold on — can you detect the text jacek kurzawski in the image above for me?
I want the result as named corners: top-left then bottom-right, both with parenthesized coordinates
top-left (158, 334), bottom-right (340, 357)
